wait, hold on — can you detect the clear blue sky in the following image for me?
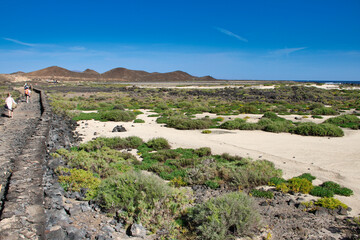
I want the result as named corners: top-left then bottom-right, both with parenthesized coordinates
top-left (1, 0), bottom-right (359, 80)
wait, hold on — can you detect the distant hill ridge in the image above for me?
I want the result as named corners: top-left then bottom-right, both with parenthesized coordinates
top-left (24, 66), bottom-right (216, 82)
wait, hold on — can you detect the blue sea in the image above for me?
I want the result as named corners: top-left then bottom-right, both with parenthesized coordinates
top-left (293, 80), bottom-right (360, 85)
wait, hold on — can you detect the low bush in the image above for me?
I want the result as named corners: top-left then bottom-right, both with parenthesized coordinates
top-left (133, 119), bottom-right (145, 123)
top-left (57, 167), bottom-right (101, 199)
top-left (249, 189), bottom-right (274, 199)
top-left (96, 171), bottom-right (190, 232)
top-left (311, 115), bottom-right (323, 119)
top-left (296, 173), bottom-right (316, 182)
top-left (78, 136), bottom-right (144, 152)
top-left (146, 137), bottom-right (171, 150)
top-left (100, 110), bottom-right (136, 122)
top-left (56, 147), bottom-right (135, 178)
top-left (194, 147), bottom-right (212, 157)
top-left (321, 181), bottom-right (354, 196)
top-left (311, 107), bottom-right (338, 115)
top-left (268, 177), bottom-right (287, 186)
top-left (310, 186), bottom-right (334, 198)
top-left (166, 116), bottom-right (213, 130)
top-left (262, 112), bottom-right (287, 121)
top-left (213, 117), bottom-right (224, 122)
top-left (150, 149), bottom-right (180, 162)
top-left (287, 177), bottom-right (313, 194)
top-left (205, 180), bottom-right (220, 189)
top-left (262, 121), bottom-right (293, 133)
top-left (72, 112), bottom-right (102, 121)
top-left (238, 122), bottom-right (262, 130)
top-left (170, 176), bottom-right (187, 187)
top-left (201, 130), bottom-right (212, 134)
top-left (315, 197), bottom-right (348, 210)
top-left (186, 192), bottom-right (260, 240)
top-left (293, 122), bottom-right (344, 137)
top-left (276, 182), bottom-right (290, 193)
top-left (219, 118), bottom-right (246, 130)
top-left (325, 114), bottom-right (360, 129)
top-left (231, 160), bottom-right (282, 188)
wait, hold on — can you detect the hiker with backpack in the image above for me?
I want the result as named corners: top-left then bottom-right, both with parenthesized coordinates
top-left (5, 93), bottom-right (17, 118)
top-left (24, 86), bottom-right (31, 103)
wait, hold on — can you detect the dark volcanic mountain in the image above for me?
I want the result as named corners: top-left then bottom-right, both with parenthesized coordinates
top-left (24, 66), bottom-right (216, 82)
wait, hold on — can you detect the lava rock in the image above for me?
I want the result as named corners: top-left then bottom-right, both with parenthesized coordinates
top-left (66, 226), bottom-right (87, 240)
top-left (112, 125), bottom-right (126, 132)
top-left (129, 223), bottom-right (146, 238)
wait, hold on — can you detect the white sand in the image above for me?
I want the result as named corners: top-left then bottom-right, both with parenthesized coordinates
top-left (75, 110), bottom-right (360, 217)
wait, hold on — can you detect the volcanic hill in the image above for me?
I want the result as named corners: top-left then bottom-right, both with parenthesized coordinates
top-left (23, 66), bottom-right (216, 82)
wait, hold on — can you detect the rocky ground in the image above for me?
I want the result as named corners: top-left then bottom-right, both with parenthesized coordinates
top-left (0, 90), bottom-right (359, 239)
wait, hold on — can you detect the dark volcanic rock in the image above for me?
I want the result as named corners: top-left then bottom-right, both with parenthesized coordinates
top-left (112, 125), bottom-right (126, 132)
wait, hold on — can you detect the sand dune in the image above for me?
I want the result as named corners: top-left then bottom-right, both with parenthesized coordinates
top-left (75, 110), bottom-right (360, 217)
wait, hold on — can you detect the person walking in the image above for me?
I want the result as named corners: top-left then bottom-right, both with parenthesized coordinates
top-left (5, 93), bottom-right (17, 118)
top-left (24, 88), bottom-right (31, 103)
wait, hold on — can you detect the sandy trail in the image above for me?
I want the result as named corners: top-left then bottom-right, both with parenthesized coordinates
top-left (75, 110), bottom-right (360, 217)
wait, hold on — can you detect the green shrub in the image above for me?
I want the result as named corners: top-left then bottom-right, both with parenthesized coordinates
top-left (96, 171), bottom-right (190, 232)
top-left (231, 160), bottom-right (282, 188)
top-left (296, 173), bottom-right (316, 182)
top-left (311, 107), bottom-right (338, 115)
top-left (238, 122), bottom-right (262, 130)
top-left (112, 104), bottom-right (125, 110)
top-left (268, 177), bottom-right (287, 186)
top-left (166, 116), bottom-right (213, 130)
top-left (72, 112), bottom-right (102, 121)
top-left (78, 136), bottom-right (144, 151)
top-left (194, 147), bottom-right (212, 157)
top-left (321, 181), bottom-right (354, 196)
top-left (77, 102), bottom-right (100, 110)
top-left (57, 167), bottom-right (101, 199)
top-left (287, 177), bottom-right (313, 194)
top-left (100, 110), bottom-right (136, 121)
top-left (186, 192), bottom-right (260, 240)
top-left (335, 187), bottom-right (354, 196)
top-left (201, 130), bottom-right (212, 134)
top-left (150, 149), bottom-right (180, 162)
top-left (322, 181), bottom-right (341, 191)
top-left (170, 176), bottom-right (187, 187)
top-left (213, 117), bottom-right (224, 122)
top-left (56, 146), bottom-right (135, 178)
top-left (156, 116), bottom-right (168, 124)
top-left (133, 119), bottom-right (145, 123)
top-left (293, 122), bottom-right (344, 137)
top-left (262, 112), bottom-right (287, 121)
top-left (249, 189), bottom-right (274, 199)
top-left (262, 121), bottom-right (292, 133)
top-left (310, 186), bottom-right (334, 198)
top-left (315, 197), bottom-right (348, 210)
top-left (276, 182), bottom-right (290, 193)
top-left (219, 118), bottom-right (246, 130)
top-left (205, 180), bottom-right (220, 189)
top-left (146, 137), bottom-right (171, 150)
top-left (325, 114), bottom-right (360, 129)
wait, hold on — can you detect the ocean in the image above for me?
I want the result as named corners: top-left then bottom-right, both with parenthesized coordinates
top-left (293, 80), bottom-right (360, 85)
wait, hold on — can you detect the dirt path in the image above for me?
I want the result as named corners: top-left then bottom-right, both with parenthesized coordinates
top-left (0, 90), bottom-right (49, 239)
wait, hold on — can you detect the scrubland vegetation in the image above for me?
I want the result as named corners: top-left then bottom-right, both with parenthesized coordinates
top-left (46, 85), bottom-right (359, 137)
top-left (44, 84), bottom-right (359, 238)
top-left (53, 136), bottom-right (281, 239)
top-left (52, 135), bottom-right (355, 239)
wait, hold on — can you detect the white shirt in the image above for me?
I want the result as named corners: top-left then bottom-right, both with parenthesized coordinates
top-left (5, 97), bottom-right (16, 110)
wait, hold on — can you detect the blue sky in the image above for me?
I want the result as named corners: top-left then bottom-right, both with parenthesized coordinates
top-left (0, 0), bottom-right (359, 80)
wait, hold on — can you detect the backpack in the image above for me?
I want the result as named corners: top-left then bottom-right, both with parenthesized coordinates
top-left (25, 89), bottom-right (30, 95)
